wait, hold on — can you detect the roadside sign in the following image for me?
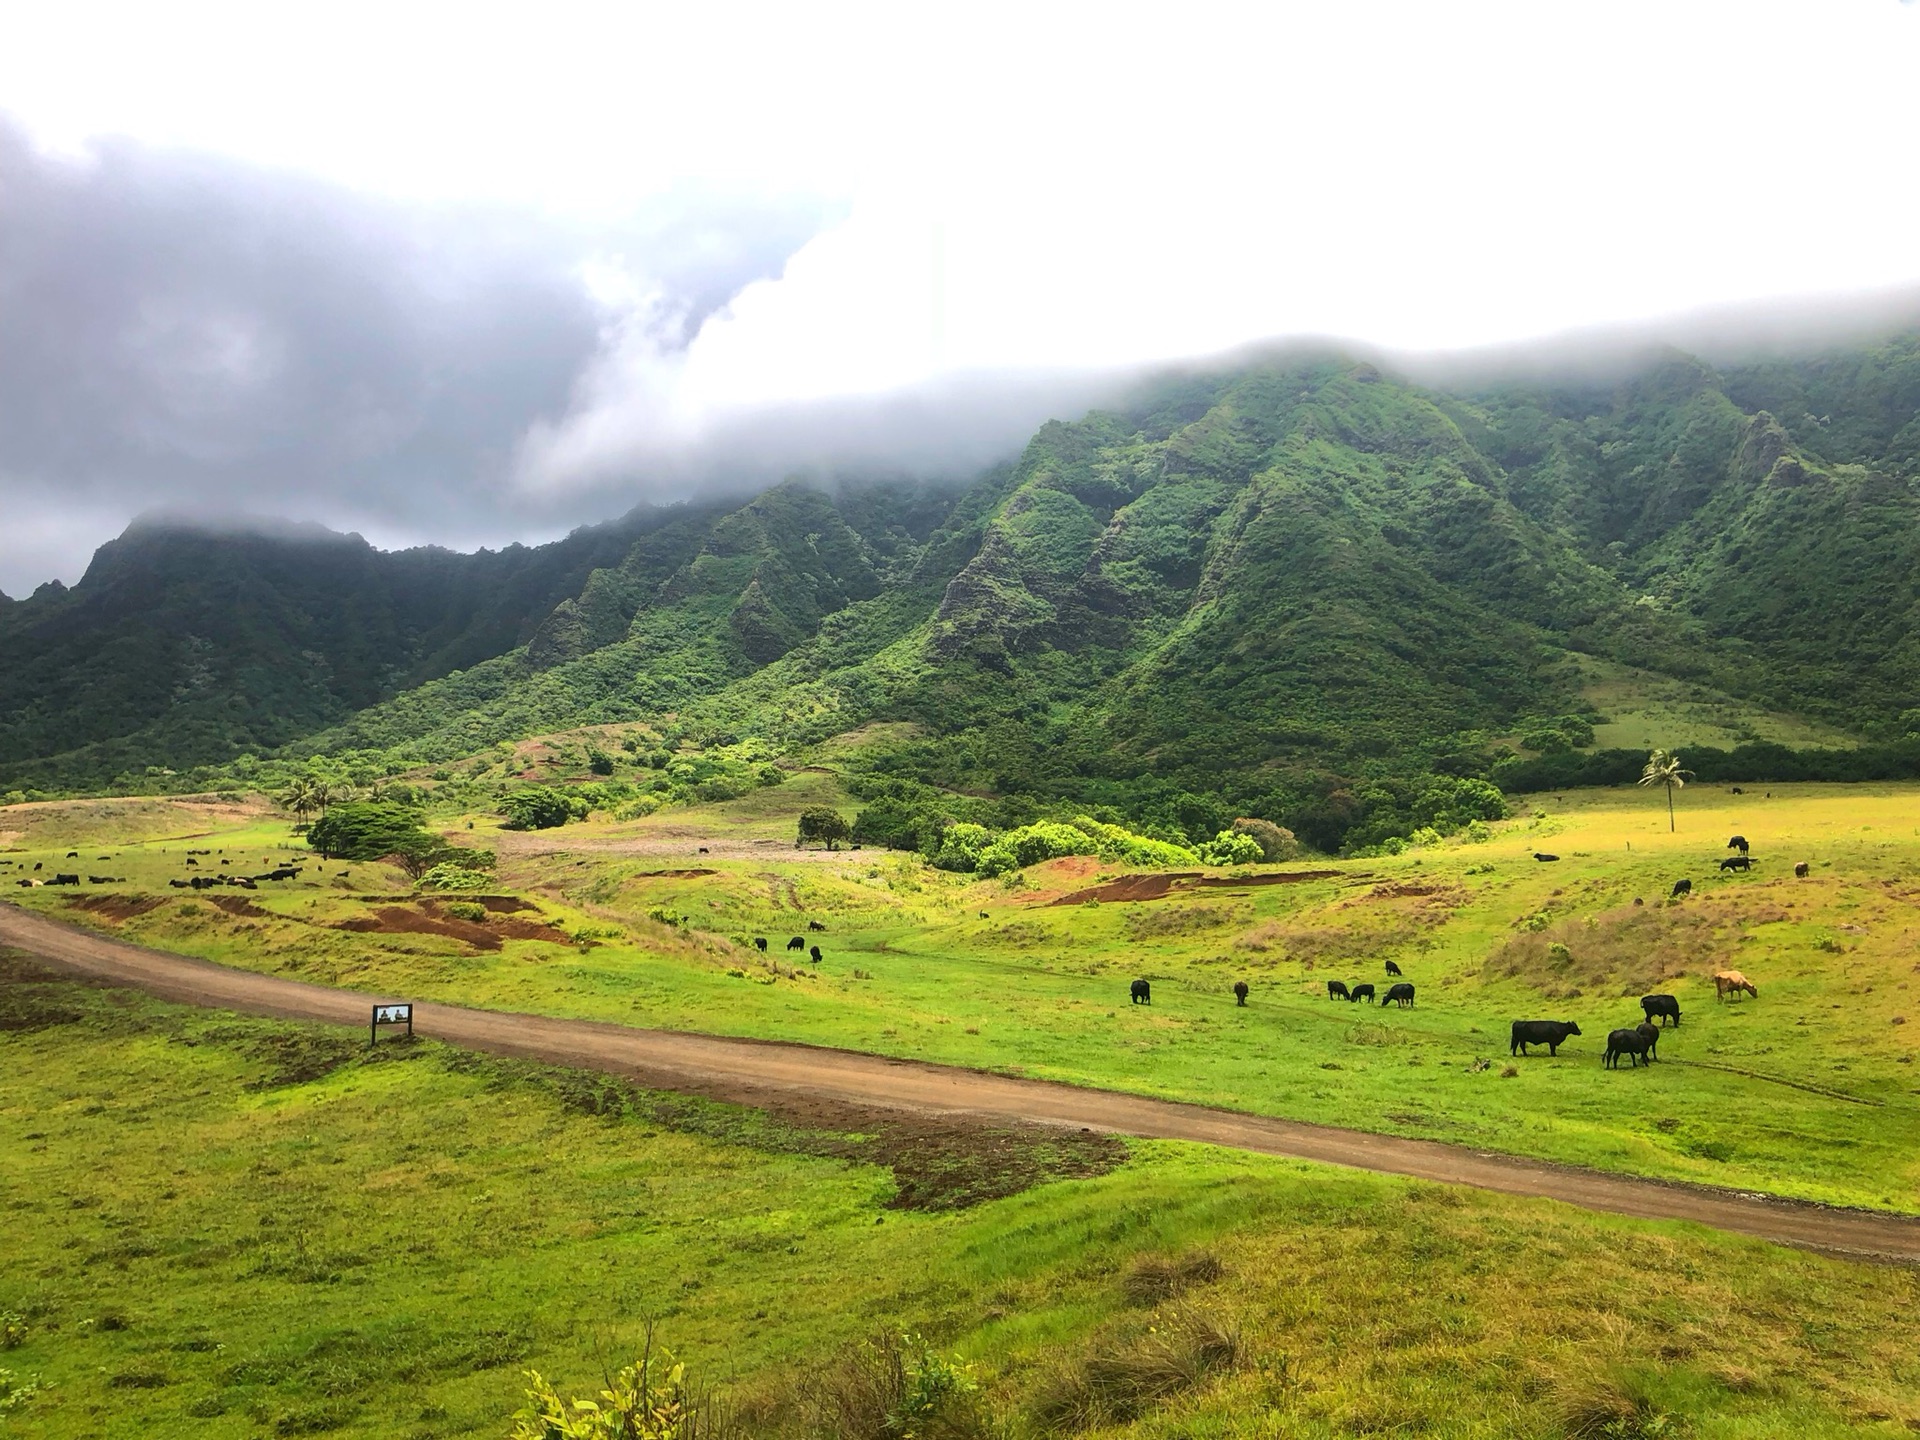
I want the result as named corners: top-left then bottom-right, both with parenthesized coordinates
top-left (370, 1002), bottom-right (414, 1046)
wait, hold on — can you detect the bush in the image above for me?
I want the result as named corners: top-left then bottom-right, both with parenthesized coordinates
top-left (928, 822), bottom-right (993, 872)
top-left (443, 901), bottom-right (488, 923)
top-left (419, 863), bottom-right (490, 892)
top-left (787, 1331), bottom-right (988, 1440)
top-left (1231, 817), bottom-right (1300, 861)
top-left (976, 821), bottom-right (1096, 876)
top-left (1196, 829), bottom-right (1264, 866)
top-left (1067, 818), bottom-right (1198, 868)
top-left (502, 786), bottom-right (587, 831)
top-left (511, 1328), bottom-right (736, 1440)
top-left (586, 749), bottom-right (616, 776)
top-left (797, 806), bottom-right (852, 850)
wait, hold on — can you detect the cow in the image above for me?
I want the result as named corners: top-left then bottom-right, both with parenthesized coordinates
top-left (697, 846), bottom-right (709, 855)
top-left (49, 874), bottom-right (79, 885)
top-left (87, 876), bottom-right (113, 885)
top-left (65, 851), bottom-right (77, 858)
top-left (1383, 983), bottom-right (1415, 1008)
top-left (808, 920), bottom-right (827, 932)
top-left (1714, 970), bottom-right (1758, 1001)
top-left (1233, 981), bottom-right (1249, 1007)
top-left (786, 937), bottom-right (805, 951)
top-left (1719, 855), bottom-right (1753, 873)
top-left (1534, 852), bottom-right (1560, 862)
top-left (1670, 879), bottom-right (1691, 898)
top-left (1636, 1021), bottom-right (1661, 1062)
top-left (1727, 835), bottom-right (1749, 856)
top-left (1348, 983), bottom-right (1377, 1004)
top-left (169, 879), bottom-right (189, 888)
top-left (809, 944), bottom-right (822, 964)
top-left (1730, 787), bottom-right (1745, 795)
top-left (1794, 862), bottom-right (1810, 878)
top-left (1385, 960), bottom-right (1404, 977)
top-left (1605, 1026), bottom-right (1654, 1068)
top-left (754, 937), bottom-right (768, 952)
top-left (1130, 979), bottom-right (1152, 1005)
top-left (1326, 980), bottom-right (1351, 1001)
top-left (1640, 994), bottom-right (1681, 1027)
top-left (185, 858), bottom-right (198, 867)
top-left (979, 911), bottom-right (989, 920)
top-left (1511, 1020), bottom-right (1582, 1056)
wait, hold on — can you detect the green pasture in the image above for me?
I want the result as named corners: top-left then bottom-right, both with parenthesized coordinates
top-left (4, 969), bottom-right (1917, 1439)
top-left (6, 783), bottom-right (1920, 1212)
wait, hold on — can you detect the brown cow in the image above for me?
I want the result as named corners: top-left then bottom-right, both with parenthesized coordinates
top-left (1714, 970), bottom-right (1758, 1001)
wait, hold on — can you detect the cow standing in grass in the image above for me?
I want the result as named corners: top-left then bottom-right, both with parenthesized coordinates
top-left (1510, 1020), bottom-right (1581, 1056)
top-left (1233, 981), bottom-right (1249, 1007)
top-left (1130, 979), bottom-right (1152, 1005)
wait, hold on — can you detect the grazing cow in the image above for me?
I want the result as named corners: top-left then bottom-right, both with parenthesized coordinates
top-left (1636, 1021), bottom-right (1661, 1062)
top-left (1640, 994), bottom-right (1681, 1027)
top-left (1604, 1026), bottom-right (1654, 1068)
top-left (49, 874), bottom-right (79, 885)
top-left (809, 944), bottom-right (822, 964)
top-left (185, 858), bottom-right (198, 867)
top-left (1670, 879), bottom-right (1691, 899)
top-left (1719, 855), bottom-right (1753, 873)
top-left (1130, 979), bottom-right (1152, 1005)
top-left (1794, 862), bottom-right (1810, 878)
top-left (754, 937), bottom-right (768, 952)
top-left (1714, 970), bottom-right (1758, 1001)
top-left (786, 936), bottom-right (805, 951)
top-left (1534, 852), bottom-right (1560, 862)
top-left (1327, 980), bottom-right (1351, 1001)
top-left (1349, 983), bottom-right (1377, 1004)
top-left (979, 911), bottom-right (989, 920)
top-left (1233, 981), bottom-right (1249, 1006)
top-left (169, 879), bottom-right (189, 888)
top-left (31, 863), bottom-right (40, 871)
top-left (1633, 897), bottom-right (1645, 907)
top-left (87, 875), bottom-right (113, 884)
top-left (1383, 983), bottom-right (1416, 1008)
top-left (65, 851), bottom-right (77, 859)
top-left (1511, 1020), bottom-right (1582, 1056)
top-left (698, 846), bottom-right (709, 855)
top-left (1730, 787), bottom-right (1745, 796)
top-left (808, 920), bottom-right (827, 932)
top-left (1727, 835), bottom-right (1749, 856)
top-left (1385, 960), bottom-right (1404, 977)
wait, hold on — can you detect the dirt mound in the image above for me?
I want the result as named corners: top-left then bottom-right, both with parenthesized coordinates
top-left (63, 893), bottom-right (165, 922)
top-left (209, 895), bottom-right (273, 919)
top-left (636, 868), bottom-right (718, 879)
top-left (336, 904), bottom-right (573, 952)
top-left (1051, 868), bottom-right (1345, 906)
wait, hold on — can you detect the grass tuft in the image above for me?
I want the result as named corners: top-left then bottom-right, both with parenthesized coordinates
top-left (1030, 1307), bottom-right (1239, 1432)
top-left (1121, 1249), bottom-right (1223, 1306)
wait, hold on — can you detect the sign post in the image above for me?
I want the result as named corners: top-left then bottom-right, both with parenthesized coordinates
top-left (370, 1002), bottom-right (414, 1048)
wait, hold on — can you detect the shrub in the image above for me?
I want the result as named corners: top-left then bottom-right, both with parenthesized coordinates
top-left (788, 1331), bottom-right (988, 1440)
top-left (1197, 829), bottom-right (1264, 866)
top-left (586, 749), bottom-right (616, 776)
top-left (306, 802), bottom-right (435, 861)
top-left (501, 786), bottom-right (586, 831)
top-left (977, 821), bottom-right (1096, 876)
top-left (929, 823), bottom-right (993, 872)
top-left (1066, 818), bottom-right (1198, 868)
top-left (443, 901), bottom-right (488, 923)
top-left (418, 863), bottom-right (490, 892)
top-left (511, 1328), bottom-right (736, 1440)
top-left (1231, 817), bottom-right (1301, 861)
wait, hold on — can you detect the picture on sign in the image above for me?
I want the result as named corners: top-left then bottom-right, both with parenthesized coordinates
top-left (370, 1002), bottom-right (415, 1046)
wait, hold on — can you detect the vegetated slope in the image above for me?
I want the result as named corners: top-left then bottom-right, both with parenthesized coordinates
top-left (8, 332), bottom-right (1920, 832)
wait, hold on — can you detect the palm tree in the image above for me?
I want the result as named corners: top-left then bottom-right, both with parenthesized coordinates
top-left (279, 776), bottom-right (332, 831)
top-left (1639, 749), bottom-right (1693, 833)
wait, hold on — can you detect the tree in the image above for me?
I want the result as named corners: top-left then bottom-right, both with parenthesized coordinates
top-left (307, 801), bottom-right (435, 860)
top-left (796, 806), bottom-right (851, 850)
top-left (279, 775), bottom-right (332, 830)
top-left (1231, 817), bottom-right (1301, 862)
top-left (1639, 748), bottom-right (1694, 832)
top-left (501, 786), bottom-right (585, 831)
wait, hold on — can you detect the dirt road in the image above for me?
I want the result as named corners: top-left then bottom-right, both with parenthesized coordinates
top-left (6, 900), bottom-right (1918, 1263)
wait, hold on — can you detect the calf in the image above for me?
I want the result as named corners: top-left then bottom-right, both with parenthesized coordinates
top-left (1233, 981), bottom-right (1249, 1007)
top-left (1670, 879), bottom-right (1691, 898)
top-left (1604, 1026), bottom-right (1654, 1069)
top-left (786, 936), bottom-right (805, 951)
top-left (1382, 983), bottom-right (1415, 1008)
top-left (1640, 994), bottom-right (1681, 1027)
top-left (1130, 979), bottom-right (1152, 1005)
top-left (1511, 1020), bottom-right (1581, 1056)
top-left (1794, 862), bottom-right (1810, 878)
top-left (1348, 983), bottom-right (1377, 1004)
top-left (1534, 852), bottom-right (1560, 862)
top-left (1719, 855), bottom-right (1752, 872)
top-left (1326, 980), bottom-right (1351, 1001)
top-left (809, 944), bottom-right (822, 964)
top-left (1714, 970), bottom-right (1758, 1001)
top-left (1385, 960), bottom-right (1403, 977)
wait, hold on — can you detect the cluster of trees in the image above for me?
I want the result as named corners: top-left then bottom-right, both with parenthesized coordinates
top-left (305, 801), bottom-right (494, 883)
top-left (849, 809), bottom-right (1301, 876)
top-left (1494, 740), bottom-right (1920, 794)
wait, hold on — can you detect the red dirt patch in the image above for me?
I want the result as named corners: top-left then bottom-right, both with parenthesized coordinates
top-left (209, 895), bottom-right (274, 919)
top-left (1049, 869), bottom-right (1344, 906)
top-left (336, 904), bottom-right (573, 952)
top-left (62, 894), bottom-right (164, 922)
top-left (635, 868), bottom-right (718, 879)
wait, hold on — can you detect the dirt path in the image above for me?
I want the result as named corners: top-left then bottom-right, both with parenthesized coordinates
top-left (6, 901), bottom-right (1919, 1263)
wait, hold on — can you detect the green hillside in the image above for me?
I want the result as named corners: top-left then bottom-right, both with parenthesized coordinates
top-left (5, 332), bottom-right (1919, 852)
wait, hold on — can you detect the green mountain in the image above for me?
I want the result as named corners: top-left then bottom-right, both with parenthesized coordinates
top-left (5, 331), bottom-right (1918, 847)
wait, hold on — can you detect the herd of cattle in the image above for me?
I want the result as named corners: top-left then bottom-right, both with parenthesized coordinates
top-left (1127, 832), bottom-right (1781, 1072)
top-left (3, 849), bottom-right (306, 891)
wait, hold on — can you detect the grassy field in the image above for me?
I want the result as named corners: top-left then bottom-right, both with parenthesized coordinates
top-left (1569, 655), bottom-right (1860, 751)
top-left (5, 962), bottom-right (1920, 1439)
top-left (8, 781), bottom-right (1919, 1215)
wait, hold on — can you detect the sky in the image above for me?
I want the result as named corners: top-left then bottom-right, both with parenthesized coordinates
top-left (2, 0), bottom-right (1918, 595)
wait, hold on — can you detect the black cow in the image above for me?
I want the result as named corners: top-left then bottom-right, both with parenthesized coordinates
top-left (1382, 983), bottom-right (1415, 1008)
top-left (1130, 979), bottom-right (1152, 1005)
top-left (1719, 855), bottom-right (1752, 873)
top-left (808, 920), bottom-right (827, 932)
top-left (169, 879), bottom-right (189, 888)
top-left (87, 875), bottom-right (113, 884)
top-left (1327, 980), bottom-right (1351, 1001)
top-left (1670, 879), bottom-right (1692, 898)
top-left (809, 944), bottom-right (822, 964)
top-left (1730, 787), bottom-right (1744, 795)
top-left (786, 937), bottom-right (805, 951)
top-left (1233, 981), bottom-right (1249, 1006)
top-left (1604, 1027), bottom-right (1654, 1069)
top-left (1794, 862), bottom-right (1810, 878)
top-left (1510, 1020), bottom-right (1582, 1056)
top-left (697, 846), bottom-right (709, 855)
top-left (185, 858), bottom-right (198, 867)
top-left (49, 873), bottom-right (79, 885)
top-left (1348, 983), bottom-right (1376, 1004)
top-left (754, 937), bottom-right (768, 952)
top-left (1385, 960), bottom-right (1403, 977)
top-left (1637, 1021), bottom-right (1661, 1062)
top-left (1727, 835), bottom-right (1749, 856)
top-left (1534, 852), bottom-right (1560, 862)
top-left (65, 851), bottom-right (77, 858)
top-left (1640, 994), bottom-right (1681, 1027)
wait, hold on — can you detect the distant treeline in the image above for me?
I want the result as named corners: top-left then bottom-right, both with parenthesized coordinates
top-left (1494, 741), bottom-right (1920, 794)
